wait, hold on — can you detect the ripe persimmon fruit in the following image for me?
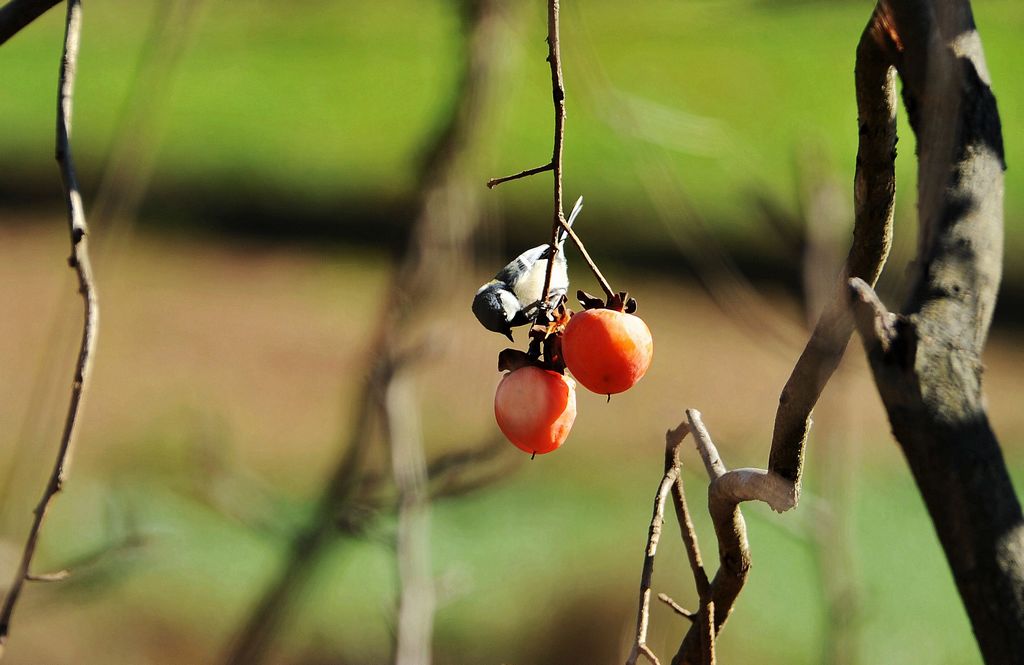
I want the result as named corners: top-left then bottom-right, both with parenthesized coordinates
top-left (562, 308), bottom-right (653, 395)
top-left (494, 366), bottom-right (577, 455)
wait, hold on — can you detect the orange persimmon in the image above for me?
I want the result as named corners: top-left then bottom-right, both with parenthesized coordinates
top-left (562, 309), bottom-right (653, 395)
top-left (494, 366), bottom-right (577, 455)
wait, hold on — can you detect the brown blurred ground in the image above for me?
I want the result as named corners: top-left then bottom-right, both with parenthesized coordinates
top-left (0, 216), bottom-right (1021, 664)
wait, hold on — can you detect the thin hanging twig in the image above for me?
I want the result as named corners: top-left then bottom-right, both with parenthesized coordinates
top-left (486, 0), bottom-right (615, 305)
top-left (534, 0), bottom-right (567, 316)
top-left (0, 0), bottom-right (98, 654)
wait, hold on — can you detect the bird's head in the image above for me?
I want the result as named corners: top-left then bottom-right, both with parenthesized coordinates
top-left (472, 282), bottom-right (519, 341)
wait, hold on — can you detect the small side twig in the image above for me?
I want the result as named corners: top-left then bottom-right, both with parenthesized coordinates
top-left (24, 571), bottom-right (70, 583)
top-left (657, 593), bottom-right (695, 622)
top-left (0, 0), bottom-right (98, 654)
top-left (486, 162), bottom-right (553, 188)
top-left (848, 277), bottom-right (896, 353)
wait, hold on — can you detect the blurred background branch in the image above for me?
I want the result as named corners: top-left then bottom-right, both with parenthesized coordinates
top-left (219, 1), bottom-right (518, 663)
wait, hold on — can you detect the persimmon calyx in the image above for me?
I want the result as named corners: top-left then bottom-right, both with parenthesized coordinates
top-left (576, 289), bottom-right (638, 313)
top-left (498, 340), bottom-right (566, 374)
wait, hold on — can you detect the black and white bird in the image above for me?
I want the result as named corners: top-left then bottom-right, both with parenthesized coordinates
top-left (472, 196), bottom-right (584, 340)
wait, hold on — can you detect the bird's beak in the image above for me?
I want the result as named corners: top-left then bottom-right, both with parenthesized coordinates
top-left (504, 329), bottom-right (515, 342)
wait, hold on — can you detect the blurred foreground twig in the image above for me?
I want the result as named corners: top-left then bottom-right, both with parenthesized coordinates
top-left (0, 0), bottom-right (60, 45)
top-left (0, 0), bottom-right (99, 654)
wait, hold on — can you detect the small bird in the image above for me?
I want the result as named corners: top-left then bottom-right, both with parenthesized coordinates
top-left (473, 196), bottom-right (584, 340)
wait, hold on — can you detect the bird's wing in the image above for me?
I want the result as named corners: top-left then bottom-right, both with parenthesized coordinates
top-left (492, 244), bottom-right (548, 284)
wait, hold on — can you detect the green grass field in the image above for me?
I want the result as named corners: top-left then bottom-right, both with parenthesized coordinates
top-left (2, 0), bottom-right (1023, 261)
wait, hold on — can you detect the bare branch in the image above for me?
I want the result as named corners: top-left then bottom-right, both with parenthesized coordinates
top-left (0, 1), bottom-right (98, 654)
top-left (628, 413), bottom-right (782, 665)
top-left (625, 422), bottom-right (688, 665)
top-left (535, 0), bottom-right (567, 321)
top-left (0, 0), bottom-right (59, 46)
top-left (656, 593), bottom-right (695, 622)
top-left (672, 413), bottom-right (753, 665)
top-left (700, 600), bottom-right (716, 665)
top-left (485, 0), bottom-right (616, 308)
top-left (667, 420), bottom-right (715, 665)
top-left (638, 644), bottom-right (661, 665)
top-left (766, 15), bottom-right (897, 494)
top-left (712, 469), bottom-right (797, 515)
top-left (425, 437), bottom-right (504, 483)
top-left (485, 162), bottom-right (553, 188)
top-left (24, 571), bottom-right (70, 583)
top-left (666, 422), bottom-right (710, 601)
top-left (684, 410), bottom-right (725, 480)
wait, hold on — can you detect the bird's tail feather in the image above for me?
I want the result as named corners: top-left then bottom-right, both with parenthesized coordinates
top-left (556, 195), bottom-right (584, 247)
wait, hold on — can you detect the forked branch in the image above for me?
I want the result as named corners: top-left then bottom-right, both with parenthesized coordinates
top-left (628, 411), bottom-right (782, 665)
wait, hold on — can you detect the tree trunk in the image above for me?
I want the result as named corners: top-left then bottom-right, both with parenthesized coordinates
top-left (850, 1), bottom-right (1024, 662)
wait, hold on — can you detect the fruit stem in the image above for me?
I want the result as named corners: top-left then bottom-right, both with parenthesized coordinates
top-left (555, 216), bottom-right (616, 299)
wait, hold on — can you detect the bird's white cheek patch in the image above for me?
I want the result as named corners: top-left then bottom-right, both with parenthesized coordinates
top-left (500, 290), bottom-right (521, 321)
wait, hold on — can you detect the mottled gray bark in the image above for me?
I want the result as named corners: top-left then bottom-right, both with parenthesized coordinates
top-left (849, 1), bottom-right (1024, 662)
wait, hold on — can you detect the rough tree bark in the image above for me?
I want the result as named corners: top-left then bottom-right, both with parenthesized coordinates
top-left (653, 1), bottom-right (1023, 663)
top-left (848, 0), bottom-right (1024, 662)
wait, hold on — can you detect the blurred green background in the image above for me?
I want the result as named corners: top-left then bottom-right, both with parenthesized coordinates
top-left (1, 1), bottom-right (1022, 664)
